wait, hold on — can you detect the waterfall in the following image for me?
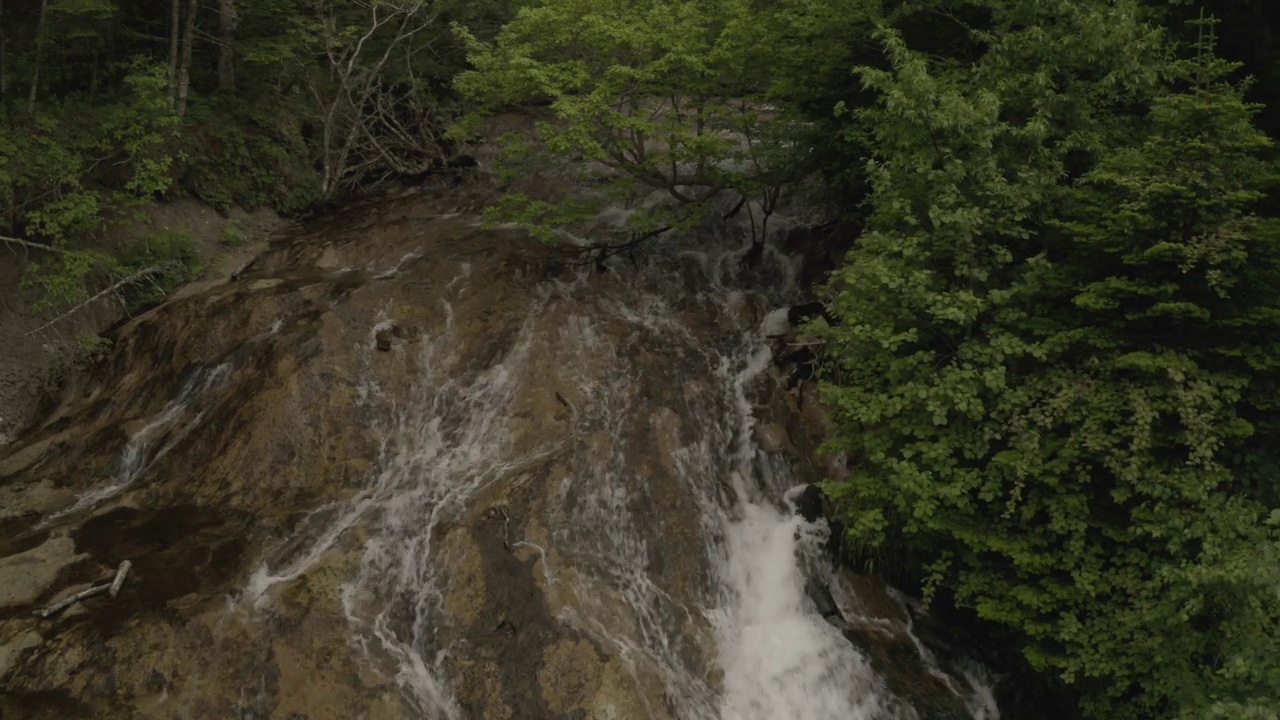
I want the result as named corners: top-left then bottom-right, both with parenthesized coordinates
top-left (714, 492), bottom-right (888, 720)
top-left (237, 236), bottom-right (999, 720)
top-left (710, 345), bottom-right (891, 720)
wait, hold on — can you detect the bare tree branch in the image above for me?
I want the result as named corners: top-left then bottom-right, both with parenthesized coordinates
top-left (313, 0), bottom-right (447, 200)
top-left (2, 235), bottom-right (82, 256)
top-left (26, 263), bottom-right (181, 336)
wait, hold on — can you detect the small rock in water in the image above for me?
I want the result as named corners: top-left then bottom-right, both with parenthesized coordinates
top-left (794, 483), bottom-right (826, 523)
top-left (806, 577), bottom-right (842, 620)
top-left (375, 324), bottom-right (405, 352)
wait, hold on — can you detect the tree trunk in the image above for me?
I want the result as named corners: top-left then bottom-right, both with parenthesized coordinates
top-left (176, 0), bottom-right (198, 116)
top-left (168, 0), bottom-right (180, 106)
top-left (89, 49), bottom-right (99, 102)
top-left (216, 0), bottom-right (236, 93)
top-left (0, 0), bottom-right (8, 105)
top-left (27, 0), bottom-right (48, 115)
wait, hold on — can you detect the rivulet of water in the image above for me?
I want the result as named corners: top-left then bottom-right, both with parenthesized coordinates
top-left (41, 362), bottom-right (233, 526)
top-left (238, 232), bottom-right (998, 719)
top-left (245, 282), bottom-right (558, 718)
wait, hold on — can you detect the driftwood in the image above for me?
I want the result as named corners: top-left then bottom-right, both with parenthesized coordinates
top-left (35, 560), bottom-right (132, 618)
top-left (109, 560), bottom-right (132, 598)
top-left (35, 584), bottom-right (110, 618)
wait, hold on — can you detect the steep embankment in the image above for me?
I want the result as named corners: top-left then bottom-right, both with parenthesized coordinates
top-left (0, 201), bottom-right (284, 447)
top-left (0, 184), bottom-right (995, 719)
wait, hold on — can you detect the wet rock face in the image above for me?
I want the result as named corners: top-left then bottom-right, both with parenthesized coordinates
top-left (0, 189), bottom-right (552, 718)
top-left (0, 538), bottom-right (84, 612)
top-left (0, 186), bottom-right (714, 718)
top-left (0, 185), bottom-right (996, 719)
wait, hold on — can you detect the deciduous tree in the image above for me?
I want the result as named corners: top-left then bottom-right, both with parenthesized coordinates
top-left (816, 4), bottom-right (1280, 717)
top-left (454, 0), bottom-right (814, 245)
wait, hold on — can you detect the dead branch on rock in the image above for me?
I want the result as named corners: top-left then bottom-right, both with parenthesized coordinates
top-left (35, 560), bottom-right (132, 618)
top-left (556, 193), bottom-right (753, 270)
top-left (495, 505), bottom-right (512, 551)
top-left (109, 560), bottom-right (132, 598)
top-left (36, 584), bottom-right (110, 618)
top-left (556, 225), bottom-right (674, 270)
top-left (25, 263), bottom-right (180, 337)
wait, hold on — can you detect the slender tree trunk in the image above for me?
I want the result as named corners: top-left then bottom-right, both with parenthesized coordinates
top-left (168, 0), bottom-right (180, 106)
top-left (89, 49), bottom-right (99, 102)
top-left (216, 0), bottom-right (236, 93)
top-left (176, 0), bottom-right (198, 116)
top-left (0, 0), bottom-right (8, 105)
top-left (27, 0), bottom-right (48, 115)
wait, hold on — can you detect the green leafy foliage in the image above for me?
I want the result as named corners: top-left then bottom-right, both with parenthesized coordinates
top-left (112, 229), bottom-right (202, 304)
top-left (816, 4), bottom-right (1280, 717)
top-left (454, 0), bottom-right (814, 240)
top-left (220, 224), bottom-right (248, 248)
top-left (181, 95), bottom-right (320, 213)
top-left (105, 59), bottom-right (183, 198)
top-left (2, 109), bottom-right (102, 244)
top-left (3, 0), bottom-right (522, 309)
top-left (19, 250), bottom-right (104, 313)
top-left (4, 57), bottom-right (185, 305)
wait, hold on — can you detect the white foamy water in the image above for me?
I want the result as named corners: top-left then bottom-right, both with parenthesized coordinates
top-left (237, 249), bottom-right (996, 719)
top-left (759, 306), bottom-right (793, 338)
top-left (715, 491), bottom-right (886, 720)
top-left (243, 282), bottom-right (570, 718)
top-left (696, 333), bottom-right (889, 720)
top-left (337, 314), bottom-right (549, 719)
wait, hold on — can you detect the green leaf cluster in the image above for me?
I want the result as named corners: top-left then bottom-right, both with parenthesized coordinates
top-left (3, 0), bottom-right (525, 307)
top-left (4, 57), bottom-right (185, 304)
top-left (454, 0), bottom-right (840, 240)
top-left (817, 3), bottom-right (1280, 717)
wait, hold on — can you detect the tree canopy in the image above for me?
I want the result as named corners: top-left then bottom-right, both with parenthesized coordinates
top-left (3, 0), bottom-right (514, 308)
top-left (453, 0), bottom-right (875, 246)
top-left (814, 3), bottom-right (1280, 717)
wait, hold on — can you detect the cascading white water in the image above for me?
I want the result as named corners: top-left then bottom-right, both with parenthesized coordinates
top-left (707, 344), bottom-right (893, 720)
top-left (714, 490), bottom-right (888, 720)
top-left (239, 242), bottom-right (998, 719)
top-left (246, 282), bottom-right (558, 719)
top-left (338, 301), bottom-right (559, 719)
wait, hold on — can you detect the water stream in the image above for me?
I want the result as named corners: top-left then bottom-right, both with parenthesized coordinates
top-left (40, 362), bottom-right (234, 527)
top-left (238, 233), bottom-right (998, 719)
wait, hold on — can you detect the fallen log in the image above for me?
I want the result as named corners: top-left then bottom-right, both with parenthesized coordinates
top-left (35, 560), bottom-right (132, 618)
top-left (35, 584), bottom-right (109, 618)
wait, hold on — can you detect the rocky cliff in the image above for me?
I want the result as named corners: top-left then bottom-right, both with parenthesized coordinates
top-left (0, 184), bottom-right (996, 720)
